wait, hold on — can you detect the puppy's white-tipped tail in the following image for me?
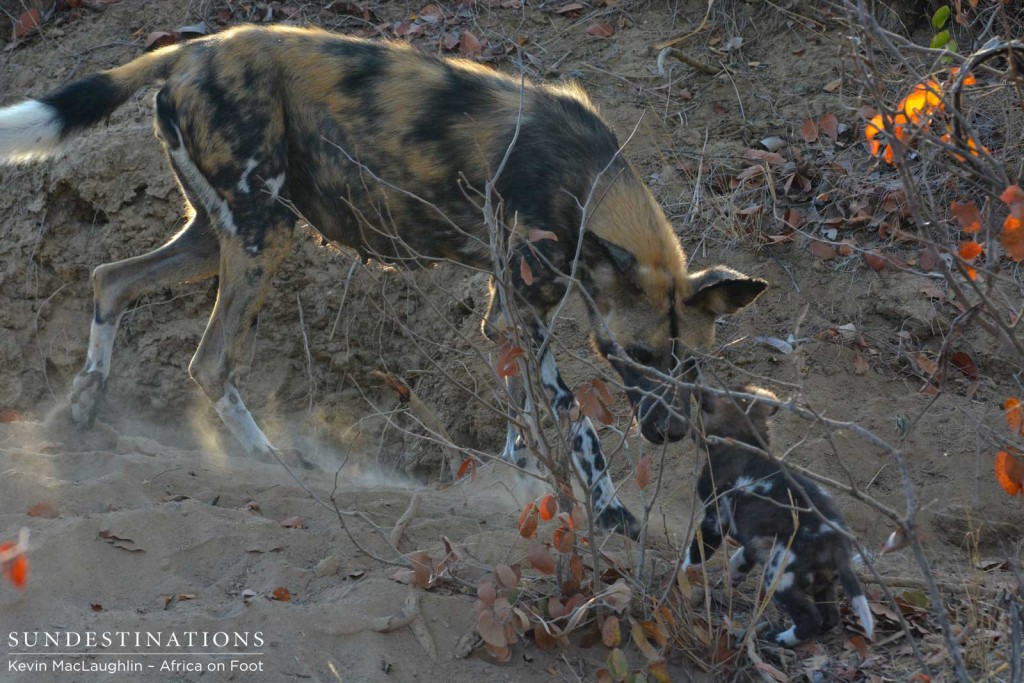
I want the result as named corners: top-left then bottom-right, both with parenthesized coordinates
top-left (0, 100), bottom-right (61, 163)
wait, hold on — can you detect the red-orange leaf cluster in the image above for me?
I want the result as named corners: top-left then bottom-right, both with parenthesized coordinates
top-left (518, 502), bottom-right (539, 539)
top-left (995, 451), bottom-right (1024, 497)
top-left (951, 201), bottom-right (981, 233)
top-left (866, 72), bottom-right (981, 165)
top-left (538, 493), bottom-right (557, 522)
top-left (0, 540), bottom-right (28, 590)
top-left (1000, 185), bottom-right (1024, 261)
top-left (1006, 398), bottom-right (1023, 437)
top-left (958, 241), bottom-right (983, 262)
top-left (496, 340), bottom-right (524, 378)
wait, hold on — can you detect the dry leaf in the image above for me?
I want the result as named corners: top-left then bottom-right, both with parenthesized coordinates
top-left (527, 541), bottom-right (555, 575)
top-left (478, 579), bottom-right (497, 604)
top-left (823, 77), bottom-right (842, 92)
top-left (279, 515), bottom-right (304, 529)
top-left (853, 352), bottom-right (869, 376)
top-left (864, 251), bottom-right (887, 272)
top-left (586, 22), bottom-right (614, 37)
top-left (810, 240), bottom-right (837, 260)
top-left (26, 503), bottom-right (58, 519)
top-left (819, 113), bottom-right (839, 140)
top-left (271, 586), bottom-right (291, 601)
top-left (519, 257), bottom-right (534, 285)
top-left (0, 408), bottom-right (24, 423)
top-left (144, 31), bottom-right (177, 51)
top-left (15, 9), bottom-right (42, 39)
top-left (459, 30), bottom-right (482, 56)
top-left (636, 455), bottom-right (652, 489)
top-left (478, 610), bottom-right (507, 647)
top-left (602, 616), bottom-right (621, 647)
top-left (495, 564), bottom-right (518, 589)
top-left (949, 351), bottom-right (977, 380)
top-left (800, 119), bottom-right (818, 143)
top-left (1005, 398), bottom-right (1023, 436)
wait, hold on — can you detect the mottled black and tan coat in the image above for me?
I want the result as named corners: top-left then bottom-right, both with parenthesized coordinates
top-left (0, 25), bottom-right (766, 535)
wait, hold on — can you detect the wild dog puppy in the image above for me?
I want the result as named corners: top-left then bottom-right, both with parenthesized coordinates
top-left (683, 384), bottom-right (874, 646)
top-left (0, 26), bottom-right (766, 536)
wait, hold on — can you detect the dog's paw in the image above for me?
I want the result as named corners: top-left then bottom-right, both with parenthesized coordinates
top-left (68, 371), bottom-right (107, 428)
top-left (596, 505), bottom-right (641, 540)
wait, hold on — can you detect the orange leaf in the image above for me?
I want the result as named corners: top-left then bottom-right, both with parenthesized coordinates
top-left (1006, 398), bottom-right (1023, 436)
top-left (577, 380), bottom-right (614, 424)
top-left (0, 542), bottom-right (28, 590)
top-left (951, 201), bottom-right (981, 233)
top-left (958, 241), bottom-right (983, 262)
top-left (553, 527), bottom-right (575, 554)
top-left (1000, 185), bottom-right (1024, 206)
top-left (1002, 216), bottom-right (1024, 261)
top-left (994, 450), bottom-right (1024, 496)
top-left (456, 457), bottom-right (477, 481)
top-left (520, 257), bottom-right (534, 285)
top-left (538, 493), bottom-right (557, 522)
top-left (497, 340), bottom-right (524, 378)
top-left (636, 455), bottom-right (652, 490)
top-left (271, 586), bottom-right (291, 601)
top-left (518, 502), bottom-right (539, 539)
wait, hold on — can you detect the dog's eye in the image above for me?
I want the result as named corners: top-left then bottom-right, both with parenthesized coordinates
top-left (627, 346), bottom-right (655, 365)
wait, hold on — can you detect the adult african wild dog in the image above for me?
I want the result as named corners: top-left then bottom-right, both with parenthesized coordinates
top-left (0, 25), bottom-right (766, 535)
top-left (684, 384), bottom-right (874, 645)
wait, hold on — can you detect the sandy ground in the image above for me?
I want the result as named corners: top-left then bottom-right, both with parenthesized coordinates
top-left (0, 0), bottom-right (1021, 681)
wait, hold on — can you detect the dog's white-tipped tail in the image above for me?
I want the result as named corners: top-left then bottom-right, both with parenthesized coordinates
top-left (0, 100), bottom-right (62, 163)
top-left (852, 594), bottom-right (874, 642)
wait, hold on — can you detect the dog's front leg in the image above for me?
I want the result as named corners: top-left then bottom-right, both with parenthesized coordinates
top-left (532, 330), bottom-right (639, 538)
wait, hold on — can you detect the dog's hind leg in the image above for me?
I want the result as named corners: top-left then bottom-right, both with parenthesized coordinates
top-left (69, 187), bottom-right (219, 427)
top-left (187, 220), bottom-right (294, 460)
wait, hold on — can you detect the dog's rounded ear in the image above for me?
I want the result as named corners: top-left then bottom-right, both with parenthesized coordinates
top-left (697, 388), bottom-right (717, 414)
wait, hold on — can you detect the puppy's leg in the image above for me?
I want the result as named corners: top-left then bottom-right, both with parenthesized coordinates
top-left (682, 510), bottom-right (725, 573)
top-left (69, 192), bottom-right (219, 427)
top-left (768, 587), bottom-right (822, 647)
top-left (728, 545), bottom-right (757, 586)
top-left (813, 582), bottom-right (841, 633)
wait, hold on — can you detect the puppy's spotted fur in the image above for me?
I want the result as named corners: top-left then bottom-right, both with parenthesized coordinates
top-left (0, 26), bottom-right (767, 534)
top-left (683, 384), bottom-right (874, 645)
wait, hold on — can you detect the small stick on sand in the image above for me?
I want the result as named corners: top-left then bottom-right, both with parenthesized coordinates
top-left (372, 371), bottom-right (462, 477)
top-left (389, 490), bottom-right (423, 549)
